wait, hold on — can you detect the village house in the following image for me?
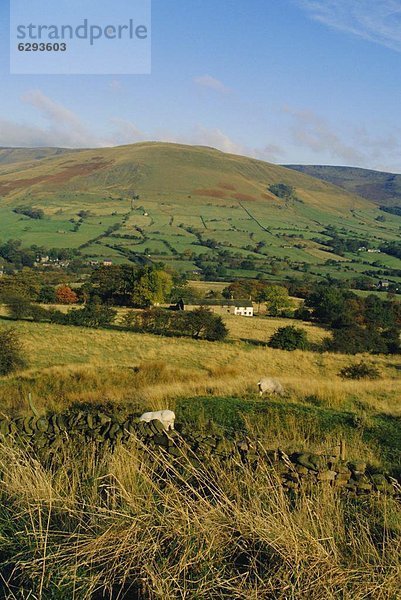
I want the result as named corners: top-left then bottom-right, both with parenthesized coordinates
top-left (183, 299), bottom-right (254, 317)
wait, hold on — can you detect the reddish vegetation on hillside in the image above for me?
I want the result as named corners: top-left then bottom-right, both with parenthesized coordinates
top-left (0, 160), bottom-right (112, 195)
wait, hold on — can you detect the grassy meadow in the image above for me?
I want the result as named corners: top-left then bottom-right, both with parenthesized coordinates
top-left (0, 313), bottom-right (400, 465)
top-left (0, 309), bottom-right (401, 597)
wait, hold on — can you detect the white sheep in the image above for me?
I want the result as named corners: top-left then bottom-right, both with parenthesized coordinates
top-left (139, 410), bottom-right (175, 431)
top-left (257, 377), bottom-right (284, 397)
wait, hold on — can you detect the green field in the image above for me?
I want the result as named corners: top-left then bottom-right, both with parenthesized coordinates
top-left (1, 142), bottom-right (400, 282)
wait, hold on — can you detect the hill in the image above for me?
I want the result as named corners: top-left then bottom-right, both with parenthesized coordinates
top-left (0, 146), bottom-right (78, 166)
top-left (285, 164), bottom-right (401, 207)
top-left (1, 142), bottom-right (401, 283)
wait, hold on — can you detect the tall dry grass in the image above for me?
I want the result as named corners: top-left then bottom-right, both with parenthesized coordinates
top-left (0, 318), bottom-right (400, 418)
top-left (0, 438), bottom-right (400, 599)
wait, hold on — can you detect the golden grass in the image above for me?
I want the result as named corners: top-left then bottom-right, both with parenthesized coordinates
top-left (0, 439), bottom-right (399, 599)
top-left (223, 313), bottom-right (329, 343)
top-left (0, 317), bottom-right (399, 421)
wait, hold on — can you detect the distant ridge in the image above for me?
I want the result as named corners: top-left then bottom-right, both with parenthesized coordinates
top-left (0, 147), bottom-right (79, 166)
top-left (285, 164), bottom-right (401, 207)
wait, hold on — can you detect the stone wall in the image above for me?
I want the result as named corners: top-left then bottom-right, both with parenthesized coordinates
top-left (0, 410), bottom-right (399, 498)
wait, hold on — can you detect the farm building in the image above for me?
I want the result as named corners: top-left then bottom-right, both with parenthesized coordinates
top-left (183, 299), bottom-right (254, 317)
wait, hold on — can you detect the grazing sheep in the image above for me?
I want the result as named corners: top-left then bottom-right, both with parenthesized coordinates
top-left (139, 410), bottom-right (175, 431)
top-left (257, 377), bottom-right (284, 397)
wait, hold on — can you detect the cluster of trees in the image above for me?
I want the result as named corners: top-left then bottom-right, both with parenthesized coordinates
top-left (83, 265), bottom-right (174, 307)
top-left (51, 304), bottom-right (117, 328)
top-left (0, 239), bottom-right (80, 270)
top-left (0, 269), bottom-right (74, 305)
top-left (315, 227), bottom-right (370, 256)
top-left (13, 206), bottom-right (44, 220)
top-left (380, 206), bottom-right (401, 217)
top-left (4, 296), bottom-right (117, 329)
top-left (268, 183), bottom-right (295, 201)
top-left (0, 265), bottom-right (177, 309)
top-left (222, 280), bottom-right (293, 316)
top-left (305, 285), bottom-right (401, 354)
top-left (123, 307), bottom-right (228, 341)
top-left (380, 242), bottom-right (401, 260)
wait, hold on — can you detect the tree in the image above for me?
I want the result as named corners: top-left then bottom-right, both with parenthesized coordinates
top-left (38, 285), bottom-right (56, 304)
top-left (268, 183), bottom-right (295, 200)
top-left (306, 286), bottom-right (352, 325)
top-left (4, 294), bottom-right (33, 320)
top-left (268, 326), bottom-right (308, 351)
top-left (264, 285), bottom-right (293, 316)
top-left (55, 285), bottom-right (78, 305)
top-left (131, 268), bottom-right (173, 308)
top-left (186, 308), bottom-right (228, 341)
top-left (0, 327), bottom-right (27, 375)
top-left (56, 304), bottom-right (117, 328)
top-left (0, 269), bottom-right (41, 300)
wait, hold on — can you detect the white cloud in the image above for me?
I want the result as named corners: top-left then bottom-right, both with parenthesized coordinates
top-left (283, 104), bottom-right (401, 168)
top-left (298, 0), bottom-right (401, 52)
top-left (180, 125), bottom-right (243, 153)
top-left (284, 105), bottom-right (365, 163)
top-left (11, 89), bottom-right (102, 147)
top-left (193, 75), bottom-right (231, 94)
top-left (109, 118), bottom-right (146, 144)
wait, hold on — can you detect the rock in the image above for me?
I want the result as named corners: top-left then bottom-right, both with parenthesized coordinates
top-left (295, 465), bottom-right (309, 475)
top-left (293, 453), bottom-right (319, 471)
top-left (357, 483), bottom-right (373, 493)
top-left (317, 470), bottom-right (337, 482)
top-left (370, 474), bottom-right (387, 487)
top-left (349, 461), bottom-right (366, 474)
top-left (35, 417), bottom-right (49, 433)
top-left (336, 465), bottom-right (351, 475)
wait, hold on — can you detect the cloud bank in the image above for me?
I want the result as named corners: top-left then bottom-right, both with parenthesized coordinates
top-left (0, 89), bottom-right (285, 162)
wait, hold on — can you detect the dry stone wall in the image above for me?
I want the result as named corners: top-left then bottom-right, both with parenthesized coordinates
top-left (0, 410), bottom-right (399, 498)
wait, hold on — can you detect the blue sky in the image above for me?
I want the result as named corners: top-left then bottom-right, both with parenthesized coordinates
top-left (1, 0), bottom-right (401, 171)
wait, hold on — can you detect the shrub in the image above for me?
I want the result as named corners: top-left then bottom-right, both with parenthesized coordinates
top-left (0, 327), bottom-right (27, 375)
top-left (4, 294), bottom-right (33, 320)
top-left (268, 326), bottom-right (308, 351)
top-left (62, 304), bottom-right (117, 328)
top-left (339, 361), bottom-right (380, 380)
top-left (268, 183), bottom-right (295, 200)
top-left (326, 325), bottom-right (398, 355)
top-left (38, 285), bottom-right (56, 304)
top-left (123, 307), bottom-right (228, 341)
top-left (55, 285), bottom-right (78, 305)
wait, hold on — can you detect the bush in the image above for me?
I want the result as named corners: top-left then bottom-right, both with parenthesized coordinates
top-left (4, 294), bottom-right (33, 320)
top-left (268, 326), bottom-right (308, 351)
top-left (326, 325), bottom-right (399, 355)
top-left (55, 285), bottom-right (78, 305)
top-left (0, 327), bottom-right (27, 375)
top-left (124, 307), bottom-right (228, 341)
top-left (339, 361), bottom-right (380, 380)
top-left (51, 304), bottom-right (117, 328)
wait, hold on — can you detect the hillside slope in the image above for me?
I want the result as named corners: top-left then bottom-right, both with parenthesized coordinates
top-left (0, 142), bottom-right (400, 282)
top-left (0, 147), bottom-right (78, 166)
top-left (285, 164), bottom-right (401, 207)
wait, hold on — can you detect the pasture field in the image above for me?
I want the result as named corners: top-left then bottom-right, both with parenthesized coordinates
top-left (0, 314), bottom-right (400, 598)
top-left (0, 315), bottom-right (400, 464)
top-left (1, 143), bottom-right (401, 282)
